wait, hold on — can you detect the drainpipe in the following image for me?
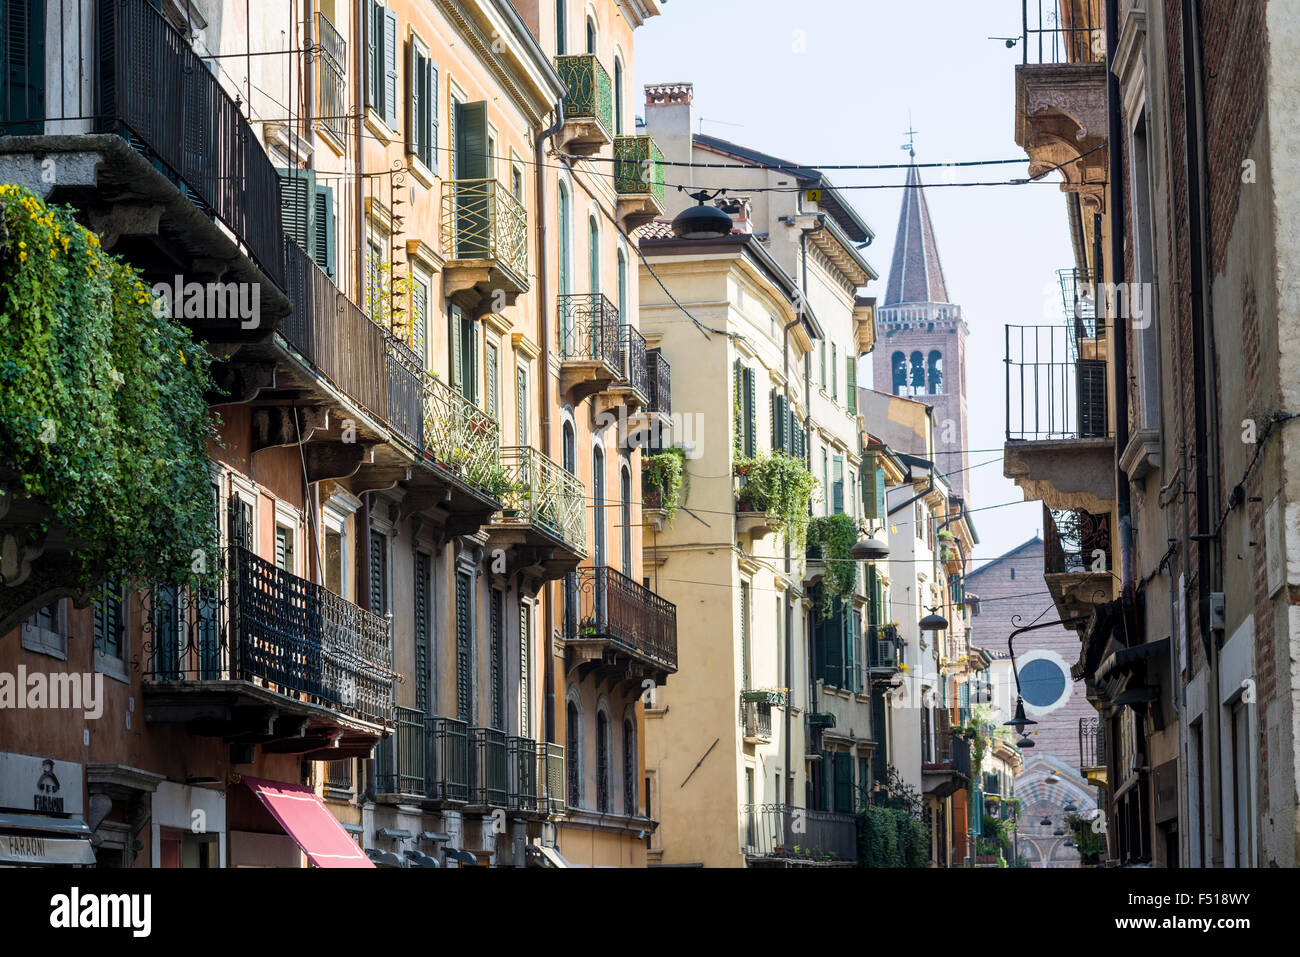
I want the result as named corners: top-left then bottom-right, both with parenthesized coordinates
top-left (536, 101), bottom-right (564, 745)
top-left (781, 311), bottom-right (802, 809)
top-left (354, 0), bottom-right (365, 306)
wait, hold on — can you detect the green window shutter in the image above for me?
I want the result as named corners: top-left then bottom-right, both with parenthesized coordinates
top-left (382, 7), bottom-right (398, 129)
top-left (313, 184), bottom-right (335, 279)
top-left (832, 455), bottom-right (844, 514)
top-left (455, 571), bottom-right (472, 724)
top-left (369, 531), bottom-right (388, 617)
top-left (415, 552), bottom-right (431, 713)
top-left (848, 610), bottom-right (861, 693)
top-left (426, 60), bottom-right (439, 169)
top-left (516, 366), bottom-right (528, 444)
top-left (519, 603), bottom-right (531, 734)
top-left (366, 1), bottom-right (380, 111)
top-left (847, 357), bottom-right (857, 414)
top-left (406, 40), bottom-right (420, 156)
top-left (277, 168), bottom-right (316, 256)
top-left (823, 602), bottom-right (843, 686)
top-left (733, 359), bottom-right (743, 453)
top-left (3, 0), bottom-right (44, 133)
top-left (455, 100), bottom-right (489, 180)
top-left (450, 304), bottom-right (464, 394)
top-left (463, 315), bottom-right (478, 406)
top-left (740, 581), bottom-right (750, 689)
top-left (485, 339), bottom-right (499, 418)
top-left (862, 453), bottom-right (880, 519)
top-left (742, 366), bottom-right (756, 458)
top-left (412, 277), bottom-right (428, 364)
top-left (831, 344), bottom-right (838, 400)
top-left (490, 587), bottom-right (504, 729)
top-left (819, 341), bottom-right (826, 388)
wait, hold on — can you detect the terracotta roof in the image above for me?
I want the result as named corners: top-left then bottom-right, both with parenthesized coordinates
top-left (882, 165), bottom-right (950, 306)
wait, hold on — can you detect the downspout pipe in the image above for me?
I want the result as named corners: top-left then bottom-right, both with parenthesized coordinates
top-left (888, 466), bottom-right (935, 517)
top-left (536, 100), bottom-right (565, 746)
top-left (782, 311), bottom-right (802, 809)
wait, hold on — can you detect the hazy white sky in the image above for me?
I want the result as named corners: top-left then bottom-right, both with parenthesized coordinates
top-left (634, 0), bottom-right (1076, 565)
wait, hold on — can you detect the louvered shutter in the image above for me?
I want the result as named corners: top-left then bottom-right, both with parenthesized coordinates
top-left (313, 184), bottom-right (335, 278)
top-left (366, 1), bottom-right (381, 111)
top-left (3, 0), bottom-right (43, 132)
top-left (485, 340), bottom-right (499, 418)
top-left (277, 168), bottom-right (316, 255)
top-left (516, 366), bottom-right (528, 444)
top-left (426, 61), bottom-right (439, 169)
top-left (742, 366), bottom-right (756, 458)
top-left (454, 100), bottom-right (490, 257)
top-left (519, 603), bottom-right (532, 734)
top-left (490, 588), bottom-right (504, 730)
top-left (382, 8), bottom-right (398, 129)
top-left (406, 39), bottom-right (420, 156)
top-left (822, 604), bottom-right (843, 686)
top-left (415, 552), bottom-right (430, 714)
top-left (456, 572), bottom-right (472, 723)
top-left (832, 455), bottom-right (844, 514)
top-left (771, 390), bottom-right (787, 453)
top-left (369, 531), bottom-right (387, 616)
top-left (450, 305), bottom-right (464, 394)
top-left (732, 359), bottom-right (743, 452)
top-left (1077, 358), bottom-right (1108, 437)
top-left (847, 356), bottom-right (857, 414)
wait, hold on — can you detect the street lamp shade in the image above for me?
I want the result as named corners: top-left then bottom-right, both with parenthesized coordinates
top-left (851, 533), bottom-right (890, 561)
top-left (919, 612), bottom-right (948, 632)
top-left (671, 191), bottom-right (734, 240)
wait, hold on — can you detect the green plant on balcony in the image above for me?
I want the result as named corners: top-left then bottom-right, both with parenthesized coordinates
top-left (741, 688), bottom-right (788, 706)
top-left (806, 513), bottom-right (859, 618)
top-left (734, 451), bottom-right (817, 548)
top-left (365, 253), bottom-right (414, 339)
top-left (578, 615), bottom-right (599, 638)
top-left (642, 448), bottom-right (685, 522)
top-left (0, 185), bottom-right (217, 588)
top-left (1064, 811), bottom-right (1105, 862)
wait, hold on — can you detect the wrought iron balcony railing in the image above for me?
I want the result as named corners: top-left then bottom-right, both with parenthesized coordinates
top-left (10, 0), bottom-right (285, 285)
top-left (430, 716), bottom-right (471, 802)
top-left (385, 333), bottom-right (424, 448)
top-left (740, 696), bottom-right (773, 743)
top-left (1044, 504), bottom-right (1112, 575)
top-left (315, 11), bottom-right (347, 141)
top-left (494, 446), bottom-right (587, 553)
top-left (376, 705), bottom-right (430, 797)
top-left (422, 372), bottom-right (502, 493)
top-left (647, 348), bottom-right (671, 417)
top-left (613, 135), bottom-right (666, 206)
top-left (556, 53), bottom-right (613, 139)
top-left (741, 804), bottom-right (857, 863)
top-left (868, 624), bottom-right (904, 670)
top-left (1005, 324), bottom-right (1109, 440)
top-left (925, 730), bottom-right (972, 778)
top-left (440, 178), bottom-right (529, 281)
top-left (1020, 0), bottom-right (1105, 65)
top-left (558, 292), bottom-right (621, 368)
top-left (470, 726), bottom-right (509, 808)
top-left (567, 566), bottom-right (678, 672)
top-left (142, 547), bottom-right (394, 726)
top-left (1079, 715), bottom-right (1106, 771)
top-left (617, 324), bottom-right (650, 400)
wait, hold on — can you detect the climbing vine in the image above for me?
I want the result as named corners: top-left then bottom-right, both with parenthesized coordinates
top-left (734, 451), bottom-right (817, 549)
top-left (0, 185), bottom-right (218, 588)
top-left (642, 447), bottom-right (685, 522)
top-left (806, 513), bottom-right (859, 618)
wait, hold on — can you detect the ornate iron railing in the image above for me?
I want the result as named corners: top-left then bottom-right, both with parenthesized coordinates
top-left (324, 759), bottom-right (355, 797)
top-left (1005, 324), bottom-right (1110, 440)
top-left (555, 53), bottom-right (613, 139)
top-left (384, 333), bottom-right (424, 447)
top-left (925, 731), bottom-right (972, 778)
top-left (422, 372), bottom-right (502, 493)
top-left (741, 804), bottom-right (857, 862)
top-left (567, 566), bottom-right (677, 672)
top-left (1079, 715), bottom-right (1106, 771)
top-left (868, 624), bottom-right (903, 670)
top-left (617, 324), bottom-right (650, 400)
top-left (613, 135), bottom-right (666, 206)
top-left (141, 547), bottom-right (393, 725)
top-left (558, 292), bottom-right (621, 367)
top-left (470, 727), bottom-right (509, 807)
top-left (646, 348), bottom-right (671, 416)
top-left (1021, 0), bottom-right (1105, 65)
top-left (430, 716), bottom-right (471, 802)
top-left (740, 696), bottom-right (773, 742)
top-left (1044, 504), bottom-right (1112, 575)
top-left (440, 178), bottom-right (529, 282)
top-left (283, 237), bottom-right (390, 425)
top-left (20, 0), bottom-right (287, 285)
top-left (494, 447), bottom-right (587, 553)
top-left (315, 12), bottom-right (347, 141)
top-left (508, 736), bottom-right (540, 811)
top-left (376, 705), bottom-right (429, 797)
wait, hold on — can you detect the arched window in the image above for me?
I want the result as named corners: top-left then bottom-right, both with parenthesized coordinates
top-left (592, 445), bottom-right (606, 566)
top-left (596, 710), bottom-right (611, 812)
top-left (616, 248), bottom-right (627, 319)
top-left (558, 182), bottom-right (572, 353)
top-left (586, 16), bottom-right (597, 55)
top-left (909, 350), bottom-right (925, 393)
top-left (620, 465), bottom-right (632, 577)
top-left (556, 0), bottom-right (566, 54)
top-left (614, 58), bottom-right (624, 135)
top-left (562, 419), bottom-right (576, 473)
top-left (588, 215), bottom-right (600, 295)
top-left (623, 717), bottom-right (637, 816)
top-left (891, 351), bottom-right (907, 396)
top-left (566, 699), bottom-right (581, 807)
top-left (927, 350), bottom-right (944, 395)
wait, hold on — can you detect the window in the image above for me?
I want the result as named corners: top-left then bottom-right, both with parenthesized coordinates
top-left (562, 420), bottom-right (576, 473)
top-left (22, 601), bottom-right (66, 659)
top-left (278, 169), bottom-right (335, 278)
top-left (623, 718), bottom-right (637, 816)
top-left (411, 272), bottom-right (429, 365)
top-left (368, 531), bottom-right (388, 617)
top-left (831, 343), bottom-right (838, 400)
top-left (519, 603), bottom-right (532, 734)
top-left (490, 588), bottom-right (504, 729)
top-left (456, 571), bottom-right (473, 724)
top-left (274, 523), bottom-right (295, 572)
top-left (159, 828), bottom-right (218, 869)
top-left (566, 699), bottom-right (581, 806)
top-left (832, 455), bottom-right (844, 514)
top-left (927, 350), bottom-right (943, 394)
top-left (555, 0), bottom-right (566, 55)
top-left (93, 582), bottom-right (126, 674)
top-left (596, 710), bottom-right (611, 812)
top-left (365, 238), bottom-right (384, 320)
top-left (740, 581), bottom-right (751, 689)
top-left (846, 355), bottom-right (857, 413)
top-left (733, 360), bottom-right (756, 457)
top-left (406, 36), bottom-right (438, 169)
top-left (366, 1), bottom-right (399, 129)
top-left (891, 351), bottom-right (907, 395)
top-left (414, 552), bottom-right (431, 714)
top-left (449, 303), bottom-right (477, 403)
top-left (819, 341), bottom-right (827, 388)
top-left (822, 449), bottom-right (830, 516)
top-left (558, 182), bottom-right (572, 297)
top-left (616, 249), bottom-right (628, 319)
top-left (614, 58), bottom-right (624, 135)
top-left (516, 364), bottom-right (529, 445)
top-left (511, 162), bottom-right (525, 204)
top-left (592, 446), bottom-right (606, 566)
top-left (586, 16), bottom-right (597, 55)
top-left (323, 504), bottom-right (349, 599)
top-left (620, 466), bottom-right (632, 577)
top-left (485, 339), bottom-right (500, 419)
top-left (588, 216), bottom-right (600, 294)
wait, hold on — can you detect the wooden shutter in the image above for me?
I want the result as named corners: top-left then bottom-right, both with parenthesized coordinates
top-left (485, 340), bottom-right (499, 418)
top-left (455, 100), bottom-right (489, 180)
top-left (3, 0), bottom-right (44, 132)
top-left (277, 168), bottom-right (316, 255)
top-left (367, 1), bottom-right (381, 111)
top-left (490, 588), bottom-right (504, 730)
top-left (427, 61), bottom-right (439, 168)
top-left (516, 366), bottom-right (528, 444)
top-left (406, 40), bottom-right (420, 156)
top-left (771, 390), bottom-right (787, 453)
top-left (519, 603), bottom-right (531, 734)
top-left (275, 526), bottom-right (289, 570)
top-left (450, 304), bottom-right (464, 394)
top-left (847, 356), bottom-right (857, 414)
top-left (369, 531), bottom-right (387, 616)
top-left (832, 455), bottom-right (844, 514)
top-left (740, 581), bottom-right (750, 689)
top-left (848, 610), bottom-right (861, 693)
top-left (742, 366), bottom-right (756, 458)
top-left (732, 359), bottom-right (743, 452)
top-left (382, 7), bottom-right (398, 129)
top-left (313, 184), bottom-right (335, 278)
top-left (831, 344), bottom-right (838, 400)
top-left (415, 552), bottom-right (431, 714)
top-left (228, 494), bottom-right (251, 550)
top-left (1077, 358), bottom-right (1108, 437)
top-left (456, 571), bottom-right (472, 724)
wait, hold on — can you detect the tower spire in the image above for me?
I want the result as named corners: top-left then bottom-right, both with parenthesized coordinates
top-left (882, 161), bottom-right (951, 307)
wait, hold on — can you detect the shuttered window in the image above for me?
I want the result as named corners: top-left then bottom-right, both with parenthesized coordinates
top-left (406, 39), bottom-right (438, 169)
top-left (382, 7), bottom-right (398, 128)
top-left (739, 365), bottom-right (756, 457)
top-left (278, 169), bottom-right (335, 278)
top-left (275, 525), bottom-right (294, 572)
top-left (365, 2), bottom-right (399, 129)
top-left (516, 365), bottom-right (529, 445)
top-left (490, 587), bottom-right (504, 730)
top-left (485, 339), bottom-right (499, 419)
top-left (414, 552), bottom-right (431, 714)
top-left (519, 603), bottom-right (532, 734)
top-left (449, 304), bottom-right (477, 403)
top-left (832, 752), bottom-right (854, 812)
top-left (831, 344), bottom-right (838, 401)
top-left (771, 390), bottom-right (788, 454)
top-left (832, 455), bottom-right (844, 514)
top-left (411, 275), bottom-right (429, 364)
top-left (847, 356), bottom-right (858, 414)
top-left (228, 495), bottom-right (253, 550)
top-left (369, 531), bottom-right (388, 617)
top-left (740, 581), bottom-right (751, 689)
top-left (93, 582), bottom-right (124, 661)
top-left (456, 571), bottom-right (472, 724)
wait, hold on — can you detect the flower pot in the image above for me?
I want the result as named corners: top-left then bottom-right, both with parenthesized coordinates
top-left (644, 489), bottom-right (662, 509)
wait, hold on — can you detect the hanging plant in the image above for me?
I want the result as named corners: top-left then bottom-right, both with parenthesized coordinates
top-left (642, 447), bottom-right (685, 522)
top-left (734, 451), bottom-right (817, 548)
top-left (0, 185), bottom-right (217, 589)
top-left (806, 513), bottom-right (859, 618)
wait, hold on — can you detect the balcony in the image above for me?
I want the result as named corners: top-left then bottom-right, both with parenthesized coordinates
top-left (440, 178), bottom-right (529, 307)
top-left (469, 727), bottom-right (509, 810)
top-left (555, 54), bottom-right (613, 156)
top-left (0, 0), bottom-right (287, 329)
top-left (565, 566), bottom-right (678, 684)
top-left (1044, 504), bottom-right (1115, 622)
top-left (1079, 715), bottom-right (1107, 787)
top-left (868, 624), bottom-right (904, 679)
top-left (741, 804), bottom-right (857, 866)
top-left (375, 705), bottom-right (430, 800)
top-left (487, 447), bottom-right (588, 575)
top-left (613, 135), bottom-right (666, 231)
top-left (922, 727), bottom-right (971, 798)
top-left (646, 348), bottom-right (672, 420)
top-left (1014, 0), bottom-right (1108, 214)
top-left (142, 547), bottom-right (394, 758)
top-left (1004, 322), bottom-right (1114, 512)
top-left (314, 12), bottom-right (347, 142)
top-left (595, 324), bottom-right (651, 418)
top-left (558, 293), bottom-right (622, 404)
top-left (740, 692), bottom-right (778, 745)
top-left (414, 372), bottom-right (503, 530)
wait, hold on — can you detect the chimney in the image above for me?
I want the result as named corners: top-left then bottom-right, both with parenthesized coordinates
top-left (642, 82), bottom-right (694, 170)
top-left (716, 196), bottom-right (753, 235)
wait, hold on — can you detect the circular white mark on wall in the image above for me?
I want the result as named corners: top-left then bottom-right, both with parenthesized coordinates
top-left (1016, 649), bottom-right (1072, 714)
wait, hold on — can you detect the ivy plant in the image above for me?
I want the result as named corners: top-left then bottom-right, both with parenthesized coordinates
top-left (734, 451), bottom-right (817, 549)
top-left (0, 185), bottom-right (217, 589)
top-left (642, 447), bottom-right (685, 522)
top-left (806, 513), bottom-right (859, 618)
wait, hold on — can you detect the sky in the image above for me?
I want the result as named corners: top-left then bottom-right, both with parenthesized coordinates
top-left (633, 0), bottom-right (1076, 566)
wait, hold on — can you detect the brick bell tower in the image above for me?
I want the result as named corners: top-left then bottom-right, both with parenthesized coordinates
top-left (871, 162), bottom-right (970, 500)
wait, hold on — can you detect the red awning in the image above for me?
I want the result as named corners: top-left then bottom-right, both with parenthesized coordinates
top-left (242, 777), bottom-right (373, 868)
